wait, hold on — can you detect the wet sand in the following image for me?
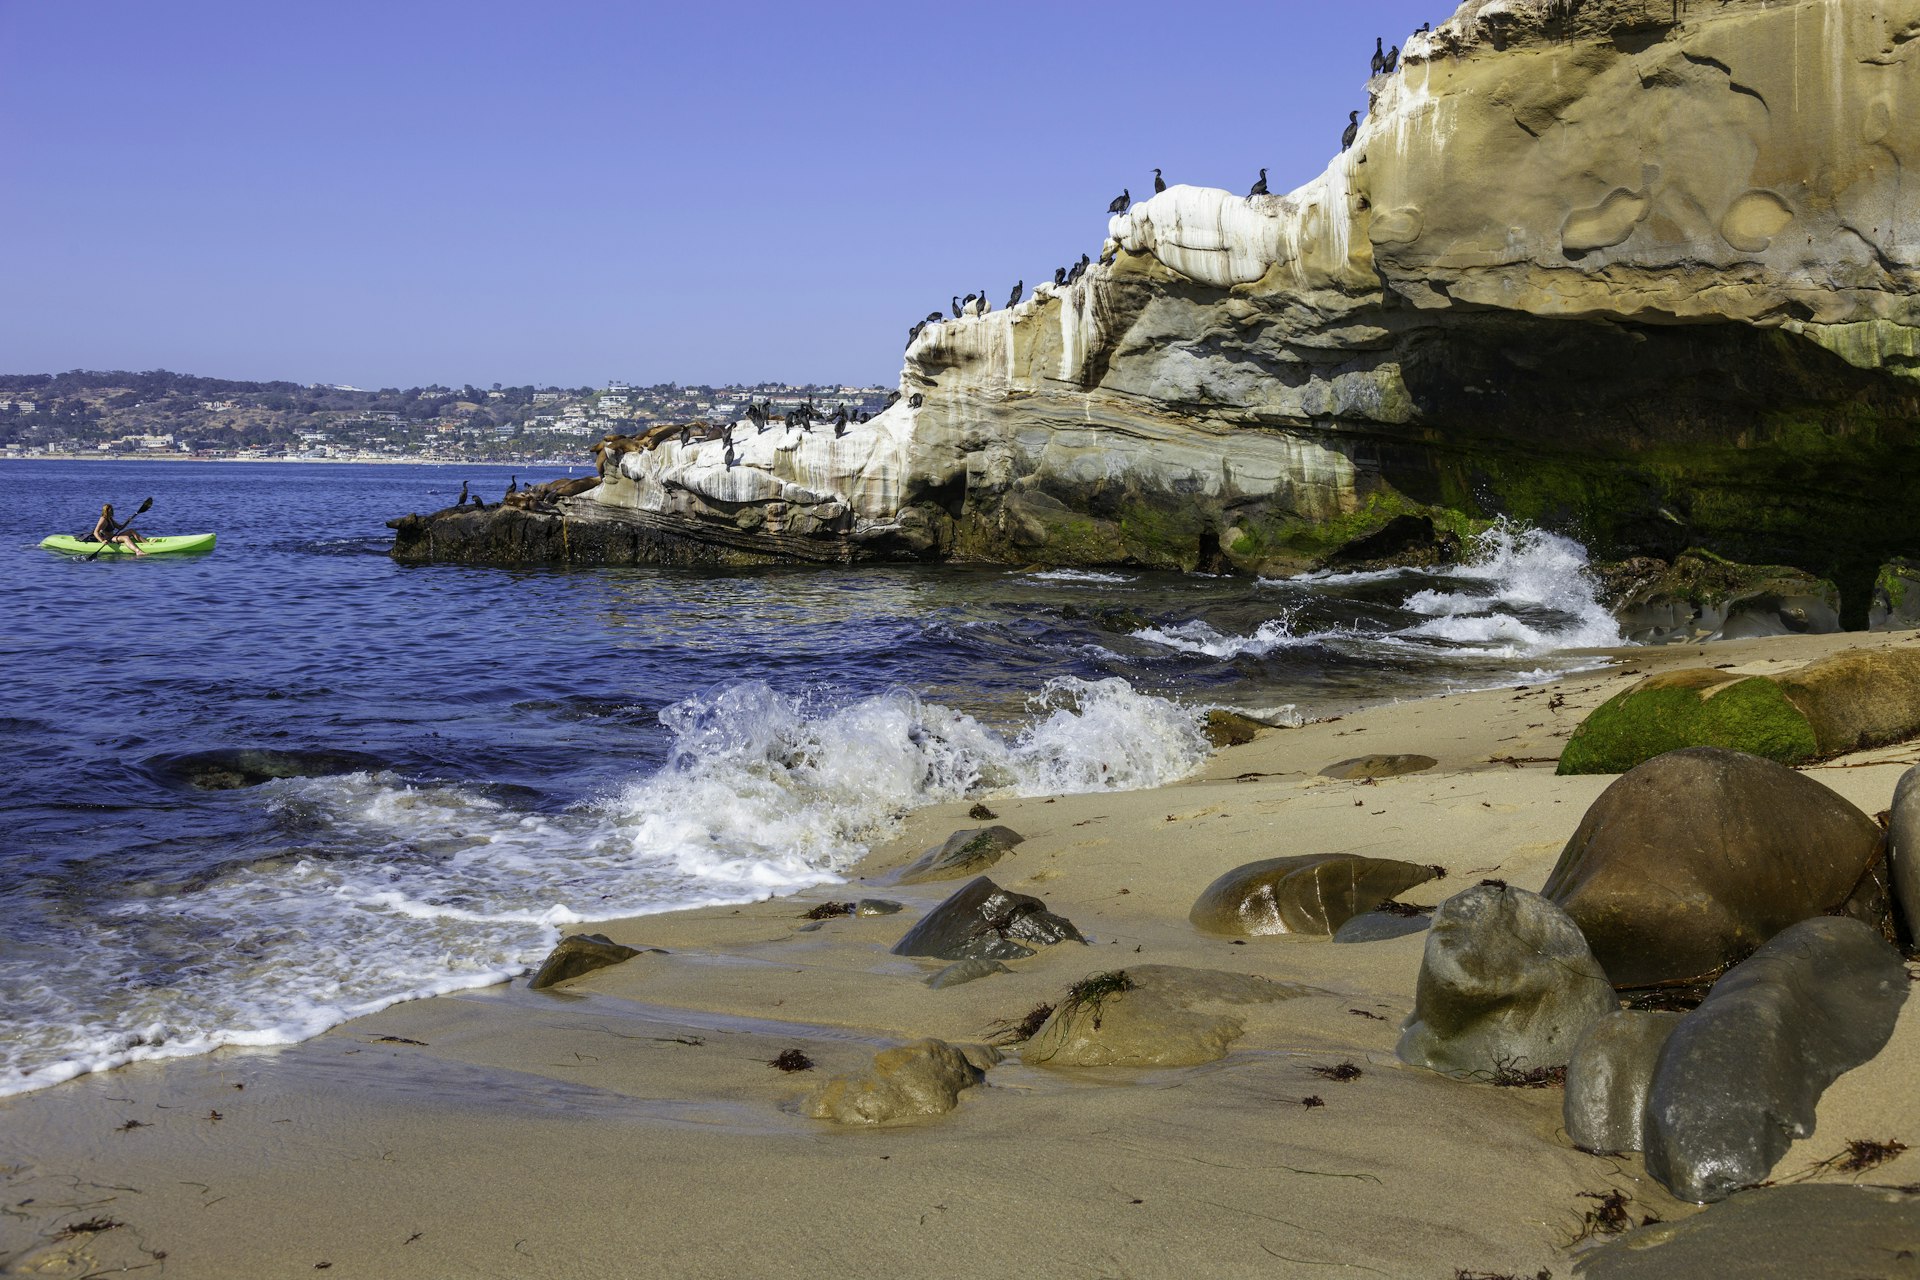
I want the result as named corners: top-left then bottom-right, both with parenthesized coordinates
top-left (6, 629), bottom-right (1918, 1279)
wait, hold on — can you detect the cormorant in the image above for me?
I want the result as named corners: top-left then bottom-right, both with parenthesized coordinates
top-left (472, 494), bottom-right (486, 510)
top-left (1053, 266), bottom-right (1068, 286)
top-left (1066, 254), bottom-right (1088, 285)
top-left (975, 289), bottom-right (989, 315)
top-left (1153, 167), bottom-right (1166, 194)
top-left (885, 389), bottom-right (901, 407)
top-left (1384, 45), bottom-right (1400, 73)
top-left (1108, 188), bottom-right (1130, 215)
top-left (960, 292), bottom-right (977, 313)
top-left (506, 475), bottom-right (518, 496)
top-left (1417, 22), bottom-right (1431, 34)
top-left (924, 310), bottom-right (943, 325)
top-left (952, 296), bottom-right (963, 318)
top-left (1370, 36), bottom-right (1386, 75)
top-left (680, 425), bottom-right (690, 445)
top-left (1007, 280), bottom-right (1023, 308)
top-left (457, 481), bottom-right (469, 506)
top-left (1341, 110), bottom-right (1360, 151)
top-left (1248, 168), bottom-right (1268, 198)
top-left (908, 321), bottom-right (926, 345)
top-left (908, 393), bottom-right (924, 408)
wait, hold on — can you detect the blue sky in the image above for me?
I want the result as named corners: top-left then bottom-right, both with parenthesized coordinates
top-left (1, 1), bottom-right (1439, 387)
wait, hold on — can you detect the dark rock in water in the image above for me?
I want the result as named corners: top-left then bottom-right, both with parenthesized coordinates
top-left (1318, 753), bottom-right (1436, 780)
top-left (1600, 550), bottom-right (1841, 645)
top-left (1543, 748), bottom-right (1885, 989)
top-left (1190, 854), bottom-right (1441, 937)
top-left (924, 958), bottom-right (1012, 989)
top-left (1573, 1184), bottom-right (1920, 1279)
top-left (1890, 765), bottom-right (1920, 946)
top-left (801, 1038), bottom-right (990, 1125)
top-left (890, 876), bottom-right (1086, 962)
top-left (1331, 909), bottom-right (1432, 944)
top-left (1317, 514), bottom-right (1461, 571)
top-left (854, 898), bottom-right (904, 917)
top-left (528, 933), bottom-right (650, 990)
top-left (1869, 558), bottom-right (1920, 631)
top-left (1203, 709), bottom-right (1267, 748)
top-left (895, 826), bottom-right (1025, 885)
top-left (1562, 1010), bottom-right (1684, 1154)
top-left (1023, 965), bottom-right (1318, 1068)
top-left (148, 746), bottom-right (388, 791)
top-left (1397, 882), bottom-right (1616, 1077)
top-left (1642, 916), bottom-right (1907, 1203)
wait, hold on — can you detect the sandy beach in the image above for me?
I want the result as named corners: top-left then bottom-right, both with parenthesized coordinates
top-left (6, 628), bottom-right (1918, 1279)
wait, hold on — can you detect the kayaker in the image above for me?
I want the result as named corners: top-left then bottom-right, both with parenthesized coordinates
top-left (88, 503), bottom-right (148, 556)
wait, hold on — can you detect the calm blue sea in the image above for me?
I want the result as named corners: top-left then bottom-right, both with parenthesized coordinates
top-left (0, 459), bottom-right (1622, 1094)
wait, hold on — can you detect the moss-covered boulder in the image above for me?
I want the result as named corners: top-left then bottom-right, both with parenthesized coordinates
top-left (1601, 550), bottom-right (1841, 645)
top-left (1868, 559), bottom-right (1920, 631)
top-left (1557, 670), bottom-right (1819, 775)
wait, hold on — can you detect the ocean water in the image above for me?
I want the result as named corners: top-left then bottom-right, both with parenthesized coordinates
top-left (0, 460), bottom-right (1622, 1095)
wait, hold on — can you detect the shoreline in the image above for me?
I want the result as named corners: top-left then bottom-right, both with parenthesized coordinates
top-left (2, 454), bottom-right (584, 468)
top-left (4, 627), bottom-right (1918, 1276)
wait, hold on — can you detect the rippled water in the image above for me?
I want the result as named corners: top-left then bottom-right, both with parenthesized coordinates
top-left (0, 460), bottom-right (1621, 1094)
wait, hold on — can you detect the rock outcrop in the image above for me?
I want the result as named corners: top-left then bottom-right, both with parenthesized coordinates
top-left (393, 0), bottom-right (1920, 616)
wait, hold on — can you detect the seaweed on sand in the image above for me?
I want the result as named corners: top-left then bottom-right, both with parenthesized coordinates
top-left (768, 1048), bottom-right (815, 1072)
top-left (1311, 1061), bottom-right (1364, 1083)
top-left (986, 1003), bottom-right (1055, 1046)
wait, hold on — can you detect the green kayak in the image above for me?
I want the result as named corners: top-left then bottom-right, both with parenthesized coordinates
top-left (40, 533), bottom-right (217, 556)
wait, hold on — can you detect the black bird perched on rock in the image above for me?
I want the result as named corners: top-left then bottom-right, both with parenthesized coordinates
top-left (975, 289), bottom-right (989, 316)
top-left (1417, 22), bottom-right (1431, 34)
top-left (952, 296), bottom-right (963, 318)
top-left (960, 292), bottom-right (977, 314)
top-left (908, 320), bottom-right (926, 345)
top-left (456, 480), bottom-right (469, 506)
top-left (1066, 253), bottom-right (1090, 284)
top-left (1108, 188), bottom-right (1130, 215)
top-left (506, 475), bottom-right (518, 496)
top-left (908, 393), bottom-right (924, 408)
top-left (1384, 45), bottom-right (1400, 73)
top-left (885, 390), bottom-right (901, 407)
top-left (471, 494), bottom-right (486, 510)
top-left (1153, 167), bottom-right (1166, 194)
top-left (1370, 36), bottom-right (1386, 75)
top-left (1007, 280), bottom-right (1023, 308)
top-left (1248, 168), bottom-right (1268, 198)
top-left (1341, 110), bottom-right (1360, 151)
top-left (1053, 266), bottom-right (1067, 286)
top-left (924, 310), bottom-right (943, 325)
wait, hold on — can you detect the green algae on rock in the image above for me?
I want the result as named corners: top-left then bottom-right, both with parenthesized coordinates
top-left (1556, 671), bottom-right (1819, 775)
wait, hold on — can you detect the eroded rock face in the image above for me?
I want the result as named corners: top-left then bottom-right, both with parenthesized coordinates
top-left (894, 826), bottom-right (1025, 885)
top-left (1562, 1011), bottom-right (1684, 1154)
top-left (1397, 882), bottom-right (1617, 1077)
top-left (1642, 917), bottom-right (1907, 1203)
top-left (1574, 1185), bottom-right (1920, 1280)
top-left (890, 876), bottom-right (1085, 961)
top-left (1601, 551), bottom-right (1842, 644)
top-left (1189, 854), bottom-right (1440, 937)
top-left (1544, 748), bottom-right (1886, 987)
top-left (800, 1038), bottom-right (987, 1125)
top-left (528, 934), bottom-right (646, 990)
top-left (1022, 965), bottom-right (1317, 1068)
top-left (1869, 559), bottom-right (1920, 631)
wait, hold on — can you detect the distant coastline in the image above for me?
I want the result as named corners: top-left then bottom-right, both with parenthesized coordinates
top-left (5, 452), bottom-right (591, 470)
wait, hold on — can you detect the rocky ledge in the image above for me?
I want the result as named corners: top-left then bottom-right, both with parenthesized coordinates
top-left (392, 0), bottom-right (1919, 619)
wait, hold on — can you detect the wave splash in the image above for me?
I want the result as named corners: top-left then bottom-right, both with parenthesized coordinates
top-left (0, 677), bottom-right (1205, 1098)
top-left (1396, 523), bottom-right (1623, 655)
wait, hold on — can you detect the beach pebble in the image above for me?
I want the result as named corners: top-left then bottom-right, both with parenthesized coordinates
top-left (1331, 909), bottom-right (1431, 944)
top-left (1574, 1184), bottom-right (1920, 1279)
top-left (1023, 965), bottom-right (1318, 1068)
top-left (855, 898), bottom-right (904, 916)
top-left (895, 826), bottom-right (1026, 885)
top-left (800, 1038), bottom-right (985, 1125)
top-left (527, 933), bottom-right (650, 990)
top-left (1562, 1010), bottom-right (1684, 1153)
top-left (1397, 882), bottom-right (1616, 1077)
top-left (924, 958), bottom-right (1012, 989)
top-left (1642, 916), bottom-right (1907, 1203)
top-left (889, 876), bottom-right (1085, 961)
top-left (1888, 764), bottom-right (1920, 941)
top-left (1318, 753), bottom-right (1437, 780)
top-left (1189, 853), bottom-right (1441, 937)
top-left (1543, 747), bottom-right (1886, 989)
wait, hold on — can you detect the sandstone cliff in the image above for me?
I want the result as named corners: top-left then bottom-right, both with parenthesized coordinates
top-left (402, 0), bottom-right (1920, 616)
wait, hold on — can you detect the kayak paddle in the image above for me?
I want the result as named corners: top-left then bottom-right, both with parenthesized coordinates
top-left (86, 497), bottom-right (153, 561)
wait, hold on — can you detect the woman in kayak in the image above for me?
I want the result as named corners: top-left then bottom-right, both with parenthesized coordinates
top-left (89, 503), bottom-right (148, 556)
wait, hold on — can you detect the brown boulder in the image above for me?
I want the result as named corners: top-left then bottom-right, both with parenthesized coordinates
top-left (1022, 965), bottom-right (1318, 1068)
top-left (801, 1038), bottom-right (991, 1125)
top-left (1189, 853), bottom-right (1441, 937)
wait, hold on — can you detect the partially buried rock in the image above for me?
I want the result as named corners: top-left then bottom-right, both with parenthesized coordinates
top-left (894, 826), bottom-right (1025, 885)
top-left (1190, 853), bottom-right (1441, 937)
top-left (1332, 909), bottom-right (1432, 944)
top-left (1642, 915), bottom-right (1907, 1204)
top-left (854, 898), bottom-right (903, 916)
top-left (1562, 1010), bottom-right (1684, 1154)
top-left (1543, 747), bottom-right (1886, 989)
top-left (1203, 709), bottom-right (1267, 748)
top-left (1397, 882), bottom-right (1616, 1077)
top-left (1023, 965), bottom-right (1318, 1068)
top-left (801, 1038), bottom-right (988, 1125)
top-left (890, 876), bottom-right (1085, 962)
top-left (1574, 1184), bottom-right (1920, 1279)
top-left (528, 933), bottom-right (650, 990)
top-left (1319, 753), bottom-right (1436, 780)
top-left (924, 958), bottom-right (1012, 989)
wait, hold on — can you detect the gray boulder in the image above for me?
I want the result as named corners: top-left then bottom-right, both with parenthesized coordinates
top-left (1643, 916), bottom-right (1908, 1203)
top-left (1562, 1010), bottom-right (1684, 1153)
top-left (1890, 764), bottom-right (1920, 946)
top-left (895, 826), bottom-right (1025, 885)
top-left (528, 933), bottom-right (649, 990)
top-left (1190, 853), bottom-right (1440, 937)
top-left (1868, 558), bottom-right (1920, 631)
top-left (1318, 753), bottom-right (1437, 780)
top-left (890, 876), bottom-right (1085, 961)
top-left (801, 1038), bottom-right (987, 1125)
top-left (1397, 882), bottom-right (1617, 1077)
top-left (1575, 1185), bottom-right (1920, 1279)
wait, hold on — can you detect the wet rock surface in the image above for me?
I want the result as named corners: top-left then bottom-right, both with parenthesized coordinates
top-left (1023, 965), bottom-right (1317, 1068)
top-left (1318, 754), bottom-right (1437, 781)
top-left (1891, 765), bottom-right (1920, 946)
top-left (1869, 559), bottom-right (1920, 632)
top-left (889, 876), bottom-right (1086, 962)
top-left (1642, 917), bottom-right (1908, 1204)
top-left (1398, 882), bottom-right (1616, 1078)
top-left (1602, 551), bottom-right (1842, 645)
top-left (1574, 1185), bottom-right (1920, 1279)
top-left (1331, 909), bottom-right (1432, 944)
top-left (528, 934), bottom-right (651, 990)
top-left (894, 826), bottom-right (1026, 885)
top-left (1203, 709), bottom-right (1267, 749)
top-left (1189, 853), bottom-right (1440, 937)
top-left (146, 746), bottom-right (387, 790)
top-left (1562, 1011), bottom-right (1684, 1154)
top-left (800, 1038), bottom-right (987, 1125)
top-left (1543, 748), bottom-right (1885, 989)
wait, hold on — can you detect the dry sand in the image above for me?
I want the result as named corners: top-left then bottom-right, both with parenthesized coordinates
top-left (5, 630), bottom-right (1919, 1279)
